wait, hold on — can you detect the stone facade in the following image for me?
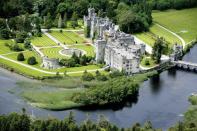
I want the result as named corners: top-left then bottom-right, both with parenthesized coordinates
top-left (84, 8), bottom-right (146, 74)
top-left (170, 43), bottom-right (183, 61)
top-left (42, 57), bottom-right (60, 69)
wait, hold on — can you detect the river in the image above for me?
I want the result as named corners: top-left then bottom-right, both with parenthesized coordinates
top-left (0, 46), bottom-right (197, 130)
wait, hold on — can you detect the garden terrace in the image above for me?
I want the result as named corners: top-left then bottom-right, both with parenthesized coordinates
top-left (49, 31), bottom-right (86, 45)
top-left (31, 34), bottom-right (57, 47)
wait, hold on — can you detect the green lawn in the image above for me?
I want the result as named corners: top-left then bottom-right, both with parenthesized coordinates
top-left (40, 47), bottom-right (67, 59)
top-left (0, 40), bottom-right (15, 54)
top-left (69, 44), bottom-right (95, 56)
top-left (31, 34), bottom-right (57, 47)
top-left (150, 24), bottom-right (181, 46)
top-left (22, 87), bottom-right (84, 110)
top-left (0, 57), bottom-right (51, 77)
top-left (5, 51), bottom-right (42, 68)
top-left (140, 57), bottom-right (157, 68)
top-left (135, 23), bottom-right (182, 47)
top-left (153, 8), bottom-right (197, 43)
top-left (49, 31), bottom-right (85, 45)
top-left (135, 32), bottom-right (156, 46)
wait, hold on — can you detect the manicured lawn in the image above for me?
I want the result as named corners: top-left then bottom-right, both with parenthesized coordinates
top-left (0, 57), bottom-right (51, 77)
top-left (69, 44), bottom-right (95, 56)
top-left (135, 23), bottom-right (181, 47)
top-left (31, 34), bottom-right (57, 47)
top-left (152, 8), bottom-right (197, 43)
top-left (5, 50), bottom-right (42, 68)
top-left (135, 32), bottom-right (155, 46)
top-left (40, 47), bottom-right (67, 59)
top-left (140, 57), bottom-right (157, 68)
top-left (49, 31), bottom-right (85, 45)
top-left (0, 40), bottom-right (16, 54)
top-left (57, 64), bottom-right (100, 72)
top-left (149, 24), bottom-right (181, 46)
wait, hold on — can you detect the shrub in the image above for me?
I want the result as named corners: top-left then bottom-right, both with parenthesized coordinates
top-left (0, 29), bottom-right (10, 39)
top-left (145, 59), bottom-right (150, 66)
top-left (15, 32), bottom-right (27, 43)
top-left (109, 70), bottom-right (124, 78)
top-left (24, 39), bottom-right (31, 49)
top-left (17, 53), bottom-right (25, 61)
top-left (82, 70), bottom-right (94, 81)
top-left (27, 56), bottom-right (37, 65)
top-left (10, 43), bottom-right (24, 51)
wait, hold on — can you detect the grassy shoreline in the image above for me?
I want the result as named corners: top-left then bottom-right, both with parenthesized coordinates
top-left (17, 71), bottom-right (158, 110)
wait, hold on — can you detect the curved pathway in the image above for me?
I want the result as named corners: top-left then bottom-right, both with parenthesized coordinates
top-left (0, 54), bottom-right (105, 75)
top-left (155, 23), bottom-right (186, 48)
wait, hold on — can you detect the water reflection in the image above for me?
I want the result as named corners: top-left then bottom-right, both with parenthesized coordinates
top-left (168, 67), bottom-right (177, 78)
top-left (150, 74), bottom-right (162, 94)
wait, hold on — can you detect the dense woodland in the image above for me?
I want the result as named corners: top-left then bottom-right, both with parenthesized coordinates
top-left (0, 111), bottom-right (160, 131)
top-left (1, 0), bottom-right (197, 40)
top-left (0, 109), bottom-right (196, 131)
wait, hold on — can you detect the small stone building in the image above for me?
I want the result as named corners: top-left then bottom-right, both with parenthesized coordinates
top-left (42, 57), bottom-right (60, 69)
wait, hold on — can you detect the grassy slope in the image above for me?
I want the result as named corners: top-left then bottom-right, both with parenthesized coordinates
top-left (40, 47), bottom-right (67, 59)
top-left (135, 23), bottom-right (182, 47)
top-left (49, 31), bottom-right (85, 45)
top-left (0, 40), bottom-right (15, 54)
top-left (31, 34), bottom-right (57, 47)
top-left (136, 8), bottom-right (197, 47)
top-left (153, 8), bottom-right (197, 43)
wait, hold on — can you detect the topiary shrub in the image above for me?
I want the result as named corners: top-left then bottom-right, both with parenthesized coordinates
top-left (17, 53), bottom-right (25, 61)
top-left (27, 56), bottom-right (37, 65)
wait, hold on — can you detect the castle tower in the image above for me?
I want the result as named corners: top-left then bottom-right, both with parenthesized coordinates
top-left (88, 8), bottom-right (95, 18)
top-left (95, 39), bottom-right (107, 63)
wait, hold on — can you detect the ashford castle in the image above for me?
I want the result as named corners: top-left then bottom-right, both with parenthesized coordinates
top-left (84, 8), bottom-right (146, 74)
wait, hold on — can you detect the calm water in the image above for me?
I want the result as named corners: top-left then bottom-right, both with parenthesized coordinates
top-left (0, 46), bottom-right (197, 130)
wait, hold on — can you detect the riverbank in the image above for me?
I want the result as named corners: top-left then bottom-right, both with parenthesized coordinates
top-left (17, 70), bottom-right (158, 110)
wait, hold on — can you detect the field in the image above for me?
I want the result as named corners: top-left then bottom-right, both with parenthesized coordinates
top-left (0, 40), bottom-right (15, 54)
top-left (135, 8), bottom-right (197, 47)
top-left (153, 8), bottom-right (197, 43)
top-left (49, 31), bottom-right (85, 45)
top-left (31, 34), bottom-right (57, 47)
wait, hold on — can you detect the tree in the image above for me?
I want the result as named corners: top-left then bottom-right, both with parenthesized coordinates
top-left (27, 56), bottom-right (37, 65)
top-left (24, 39), bottom-right (31, 49)
top-left (57, 3), bottom-right (68, 17)
top-left (82, 70), bottom-right (94, 81)
top-left (152, 37), bottom-right (165, 63)
top-left (80, 55), bottom-right (87, 66)
top-left (17, 53), bottom-right (25, 61)
top-left (0, 18), bottom-right (6, 29)
top-left (71, 12), bottom-right (78, 28)
top-left (15, 32), bottom-right (27, 43)
top-left (58, 15), bottom-right (63, 28)
top-left (44, 13), bottom-right (52, 30)
top-left (0, 29), bottom-right (10, 39)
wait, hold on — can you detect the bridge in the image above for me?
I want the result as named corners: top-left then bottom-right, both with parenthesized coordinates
top-left (172, 60), bottom-right (197, 72)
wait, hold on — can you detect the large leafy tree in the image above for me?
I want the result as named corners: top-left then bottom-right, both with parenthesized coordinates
top-left (151, 37), bottom-right (165, 63)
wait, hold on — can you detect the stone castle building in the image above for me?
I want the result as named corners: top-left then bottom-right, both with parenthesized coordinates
top-left (84, 8), bottom-right (145, 74)
top-left (170, 43), bottom-right (183, 61)
top-left (42, 57), bottom-right (60, 69)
